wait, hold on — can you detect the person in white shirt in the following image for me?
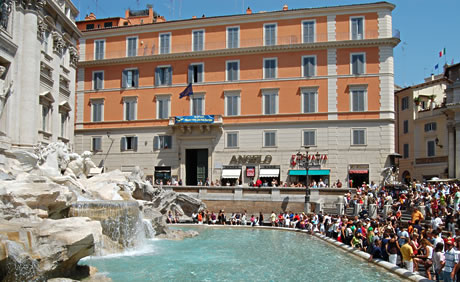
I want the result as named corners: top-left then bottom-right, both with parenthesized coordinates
top-left (431, 212), bottom-right (443, 231)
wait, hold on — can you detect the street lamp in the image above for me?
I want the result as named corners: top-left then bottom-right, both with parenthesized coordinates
top-left (297, 146), bottom-right (311, 205)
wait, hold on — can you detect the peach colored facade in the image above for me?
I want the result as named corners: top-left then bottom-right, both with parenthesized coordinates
top-left (75, 2), bottom-right (399, 188)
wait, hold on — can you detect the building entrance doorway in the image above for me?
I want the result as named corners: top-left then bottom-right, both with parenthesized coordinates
top-left (186, 149), bottom-right (208, 186)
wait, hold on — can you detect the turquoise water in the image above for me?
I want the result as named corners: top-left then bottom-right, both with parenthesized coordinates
top-left (81, 226), bottom-right (403, 282)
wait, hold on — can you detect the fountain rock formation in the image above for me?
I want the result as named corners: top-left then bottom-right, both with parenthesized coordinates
top-left (0, 142), bottom-right (206, 280)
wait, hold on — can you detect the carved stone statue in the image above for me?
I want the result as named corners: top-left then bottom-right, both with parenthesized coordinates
top-left (0, 0), bottom-right (13, 30)
top-left (0, 66), bottom-right (13, 118)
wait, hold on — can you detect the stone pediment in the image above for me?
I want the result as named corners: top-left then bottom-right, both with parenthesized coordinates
top-left (39, 91), bottom-right (55, 103)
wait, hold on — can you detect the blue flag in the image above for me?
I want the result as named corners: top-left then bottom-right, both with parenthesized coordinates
top-left (435, 64), bottom-right (439, 70)
top-left (179, 83), bottom-right (193, 99)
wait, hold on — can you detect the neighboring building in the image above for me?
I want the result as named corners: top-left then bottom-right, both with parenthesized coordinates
top-left (444, 63), bottom-right (460, 178)
top-left (395, 76), bottom-right (449, 183)
top-left (0, 0), bottom-right (81, 150)
top-left (75, 2), bottom-right (399, 187)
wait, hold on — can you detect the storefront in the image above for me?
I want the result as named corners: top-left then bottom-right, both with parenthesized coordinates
top-left (154, 166), bottom-right (171, 184)
top-left (288, 169), bottom-right (331, 187)
top-left (348, 164), bottom-right (369, 188)
top-left (221, 166), bottom-right (241, 186)
top-left (259, 165), bottom-right (280, 186)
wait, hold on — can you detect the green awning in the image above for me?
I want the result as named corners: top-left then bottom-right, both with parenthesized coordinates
top-left (289, 169), bottom-right (330, 176)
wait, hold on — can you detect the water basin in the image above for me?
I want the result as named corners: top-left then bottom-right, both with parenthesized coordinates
top-left (81, 226), bottom-right (403, 281)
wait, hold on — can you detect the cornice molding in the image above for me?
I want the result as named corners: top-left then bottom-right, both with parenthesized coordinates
top-left (78, 37), bottom-right (400, 67)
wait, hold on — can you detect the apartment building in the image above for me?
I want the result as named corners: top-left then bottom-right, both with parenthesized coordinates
top-left (0, 0), bottom-right (81, 150)
top-left (75, 2), bottom-right (399, 187)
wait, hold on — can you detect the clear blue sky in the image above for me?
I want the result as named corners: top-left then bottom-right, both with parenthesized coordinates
top-left (75, 0), bottom-right (460, 87)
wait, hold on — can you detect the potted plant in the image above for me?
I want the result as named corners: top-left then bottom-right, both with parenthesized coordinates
top-left (413, 96), bottom-right (421, 106)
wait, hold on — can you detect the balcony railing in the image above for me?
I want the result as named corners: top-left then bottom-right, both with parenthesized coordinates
top-left (83, 29), bottom-right (394, 62)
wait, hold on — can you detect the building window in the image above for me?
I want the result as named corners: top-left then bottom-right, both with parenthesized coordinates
top-left (303, 130), bottom-right (316, 146)
top-left (225, 91), bottom-right (240, 116)
top-left (123, 97), bottom-right (137, 121)
top-left (352, 129), bottom-right (366, 145)
top-left (227, 26), bottom-right (239, 48)
top-left (188, 63), bottom-right (204, 83)
top-left (155, 66), bottom-right (172, 86)
top-left (154, 135), bottom-right (172, 150)
top-left (403, 143), bottom-right (409, 159)
top-left (351, 17), bottom-right (364, 40)
top-left (263, 58), bottom-right (277, 79)
top-left (264, 23), bottom-right (276, 46)
top-left (226, 60), bottom-right (239, 81)
top-left (91, 99), bottom-right (104, 122)
top-left (403, 120), bottom-right (409, 134)
top-left (424, 122), bottom-right (437, 132)
top-left (427, 140), bottom-right (435, 157)
top-left (122, 69), bottom-right (139, 88)
top-left (226, 132), bottom-right (238, 148)
top-left (92, 137), bottom-right (102, 152)
top-left (41, 104), bottom-right (51, 132)
top-left (93, 71), bottom-right (104, 90)
top-left (121, 136), bottom-right (138, 151)
top-left (263, 90), bottom-right (278, 115)
top-left (302, 88), bottom-right (317, 113)
top-left (264, 131), bottom-right (276, 147)
top-left (192, 30), bottom-right (204, 51)
top-left (156, 96), bottom-right (170, 119)
top-left (104, 22), bottom-right (113, 28)
top-left (401, 96), bottom-right (409, 110)
top-left (94, 39), bottom-right (105, 60)
top-left (302, 56), bottom-right (316, 77)
top-left (351, 88), bottom-right (366, 112)
top-left (302, 20), bottom-right (315, 43)
top-left (351, 53), bottom-right (365, 75)
top-left (86, 24), bottom-right (94, 30)
top-left (191, 95), bottom-right (204, 115)
top-left (159, 33), bottom-right (171, 54)
top-left (127, 36), bottom-right (138, 57)
top-left (60, 112), bottom-right (68, 138)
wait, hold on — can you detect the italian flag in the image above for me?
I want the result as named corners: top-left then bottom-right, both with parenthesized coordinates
top-left (439, 48), bottom-right (446, 57)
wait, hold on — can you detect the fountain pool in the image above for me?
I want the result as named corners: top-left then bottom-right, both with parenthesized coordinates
top-left (81, 226), bottom-right (403, 281)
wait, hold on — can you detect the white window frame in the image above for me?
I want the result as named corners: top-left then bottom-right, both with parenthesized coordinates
top-left (94, 39), bottom-right (105, 60)
top-left (126, 36), bottom-right (138, 57)
top-left (226, 60), bottom-right (240, 81)
top-left (263, 130), bottom-right (277, 148)
top-left (192, 29), bottom-right (205, 51)
top-left (122, 67), bottom-right (139, 88)
top-left (301, 20), bottom-right (316, 43)
top-left (350, 16), bottom-right (365, 40)
top-left (92, 70), bottom-right (104, 90)
top-left (226, 26), bottom-right (240, 49)
top-left (155, 64), bottom-right (172, 86)
top-left (303, 129), bottom-right (317, 147)
top-left (224, 91), bottom-right (241, 116)
top-left (349, 85), bottom-right (368, 112)
top-left (91, 136), bottom-right (102, 152)
top-left (351, 128), bottom-right (367, 146)
top-left (154, 135), bottom-right (173, 150)
top-left (262, 89), bottom-right (279, 115)
top-left (121, 135), bottom-right (138, 151)
top-left (350, 52), bottom-right (366, 75)
top-left (427, 140), bottom-right (436, 157)
top-left (123, 96), bottom-right (138, 121)
top-left (263, 22), bottom-right (277, 46)
top-left (226, 131), bottom-right (239, 148)
top-left (90, 99), bottom-right (104, 122)
top-left (301, 87), bottom-right (318, 113)
top-left (189, 62), bottom-right (205, 83)
top-left (190, 93), bottom-right (205, 115)
top-left (159, 32), bottom-right (172, 54)
top-left (156, 95), bottom-right (171, 119)
top-left (263, 57), bottom-right (278, 79)
top-left (301, 55), bottom-right (317, 77)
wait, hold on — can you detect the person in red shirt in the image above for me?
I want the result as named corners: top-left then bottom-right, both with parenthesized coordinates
top-left (256, 179), bottom-right (262, 187)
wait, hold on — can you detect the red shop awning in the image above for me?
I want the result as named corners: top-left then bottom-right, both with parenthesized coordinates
top-left (349, 170), bottom-right (368, 174)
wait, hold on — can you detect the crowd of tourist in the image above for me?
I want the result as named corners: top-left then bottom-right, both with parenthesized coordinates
top-left (177, 180), bottom-right (460, 281)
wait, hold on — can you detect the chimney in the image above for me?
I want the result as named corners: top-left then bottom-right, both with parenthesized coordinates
top-left (246, 7), bottom-right (252, 14)
top-left (85, 13), bottom-right (96, 20)
top-left (192, 16), bottom-right (197, 19)
top-left (283, 4), bottom-right (288, 11)
top-left (125, 9), bottom-right (130, 18)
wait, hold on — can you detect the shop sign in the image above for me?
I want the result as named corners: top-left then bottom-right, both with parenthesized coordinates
top-left (290, 153), bottom-right (328, 167)
top-left (175, 115), bottom-right (214, 124)
top-left (246, 167), bottom-right (255, 177)
top-left (230, 155), bottom-right (272, 165)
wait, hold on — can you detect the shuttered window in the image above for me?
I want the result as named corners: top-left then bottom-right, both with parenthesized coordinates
top-left (91, 100), bottom-right (103, 122)
top-left (95, 40), bottom-right (105, 60)
top-left (303, 56), bottom-right (316, 77)
top-left (226, 132), bottom-right (238, 148)
top-left (351, 90), bottom-right (365, 112)
top-left (264, 131), bottom-right (276, 147)
top-left (188, 64), bottom-right (204, 83)
top-left (226, 95), bottom-right (239, 116)
top-left (124, 98), bottom-right (137, 121)
top-left (264, 58), bottom-right (277, 79)
top-left (351, 17), bottom-right (364, 40)
top-left (122, 69), bottom-right (139, 88)
top-left (303, 21), bottom-right (315, 43)
top-left (302, 90), bottom-right (317, 113)
top-left (154, 136), bottom-right (172, 150)
top-left (157, 97), bottom-right (170, 119)
top-left (264, 24), bottom-right (276, 46)
top-left (303, 130), bottom-right (316, 146)
top-left (121, 136), bottom-right (138, 151)
top-left (160, 33), bottom-right (171, 54)
top-left (226, 61), bottom-right (239, 81)
top-left (127, 37), bottom-right (137, 57)
top-left (192, 30), bottom-right (204, 51)
top-left (155, 66), bottom-right (172, 86)
top-left (352, 129), bottom-right (366, 145)
top-left (351, 53), bottom-right (365, 75)
top-left (92, 137), bottom-right (102, 152)
top-left (227, 27), bottom-right (239, 48)
top-left (93, 71), bottom-right (103, 90)
top-left (263, 91), bottom-right (278, 115)
top-left (192, 96), bottom-right (204, 115)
